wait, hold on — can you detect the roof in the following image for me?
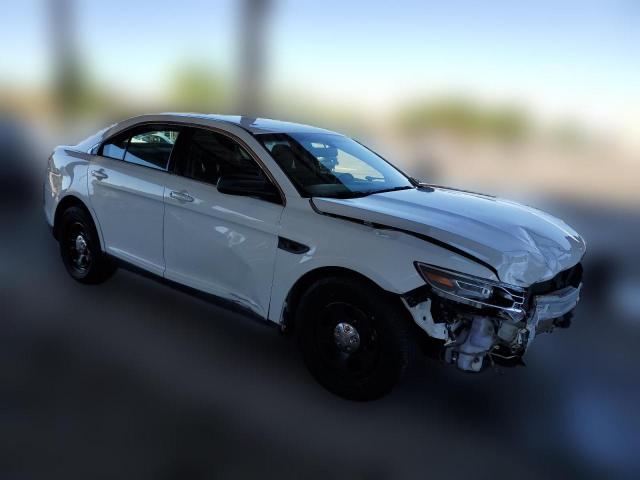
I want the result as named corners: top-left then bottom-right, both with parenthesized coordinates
top-left (97, 113), bottom-right (342, 146)
top-left (161, 113), bottom-right (340, 135)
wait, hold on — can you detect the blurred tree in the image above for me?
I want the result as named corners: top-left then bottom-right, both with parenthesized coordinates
top-left (398, 97), bottom-right (482, 136)
top-left (49, 0), bottom-right (83, 118)
top-left (549, 118), bottom-right (588, 149)
top-left (485, 105), bottom-right (531, 143)
top-left (48, 0), bottom-right (110, 120)
top-left (237, 0), bottom-right (272, 116)
top-left (169, 63), bottom-right (228, 112)
top-left (397, 97), bottom-right (530, 142)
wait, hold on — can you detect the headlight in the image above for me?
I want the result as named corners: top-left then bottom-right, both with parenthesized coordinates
top-left (415, 263), bottom-right (494, 300)
top-left (414, 262), bottom-right (526, 319)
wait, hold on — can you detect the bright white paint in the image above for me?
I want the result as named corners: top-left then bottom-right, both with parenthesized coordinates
top-left (88, 156), bottom-right (167, 276)
top-left (163, 172), bottom-right (283, 318)
top-left (44, 113), bottom-right (586, 334)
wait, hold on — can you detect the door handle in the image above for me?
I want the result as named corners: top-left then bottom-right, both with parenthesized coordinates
top-left (169, 190), bottom-right (194, 203)
top-left (91, 169), bottom-right (108, 181)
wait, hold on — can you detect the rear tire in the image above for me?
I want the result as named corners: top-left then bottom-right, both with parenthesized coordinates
top-left (58, 206), bottom-right (115, 284)
top-left (296, 276), bottom-right (415, 401)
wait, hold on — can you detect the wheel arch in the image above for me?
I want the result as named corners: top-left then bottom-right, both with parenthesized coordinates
top-left (279, 266), bottom-right (400, 333)
top-left (53, 195), bottom-right (104, 251)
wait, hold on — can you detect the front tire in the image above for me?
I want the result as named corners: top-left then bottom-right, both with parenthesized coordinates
top-left (296, 276), bottom-right (415, 401)
top-left (58, 206), bottom-right (115, 284)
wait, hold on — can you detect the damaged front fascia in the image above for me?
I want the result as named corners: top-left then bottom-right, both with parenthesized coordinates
top-left (402, 282), bottom-right (526, 323)
top-left (401, 278), bottom-right (581, 372)
top-left (402, 286), bottom-right (533, 371)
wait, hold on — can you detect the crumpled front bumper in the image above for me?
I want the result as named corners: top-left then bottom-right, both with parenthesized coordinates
top-left (403, 280), bottom-right (583, 372)
top-left (484, 284), bottom-right (582, 367)
top-left (500, 283), bottom-right (583, 347)
top-left (530, 284), bottom-right (582, 335)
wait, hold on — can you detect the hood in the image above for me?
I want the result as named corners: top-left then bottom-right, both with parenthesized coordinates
top-left (312, 187), bottom-right (586, 287)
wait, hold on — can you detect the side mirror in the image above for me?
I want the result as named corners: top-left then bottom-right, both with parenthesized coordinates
top-left (217, 174), bottom-right (280, 203)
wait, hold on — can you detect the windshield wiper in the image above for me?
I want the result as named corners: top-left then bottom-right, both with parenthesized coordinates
top-left (354, 185), bottom-right (414, 197)
top-left (327, 191), bottom-right (372, 199)
top-left (318, 185), bottom-right (414, 199)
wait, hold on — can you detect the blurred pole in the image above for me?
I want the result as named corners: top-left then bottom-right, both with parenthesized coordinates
top-left (238, 0), bottom-right (272, 116)
top-left (49, 0), bottom-right (80, 119)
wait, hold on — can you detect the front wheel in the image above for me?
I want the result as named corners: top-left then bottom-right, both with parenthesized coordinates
top-left (296, 276), bottom-right (415, 400)
top-left (58, 206), bottom-right (115, 284)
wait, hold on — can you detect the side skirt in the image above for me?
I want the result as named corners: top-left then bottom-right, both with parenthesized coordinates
top-left (107, 255), bottom-right (277, 329)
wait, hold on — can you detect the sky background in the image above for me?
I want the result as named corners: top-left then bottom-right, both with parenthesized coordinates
top-left (2, 0), bottom-right (639, 139)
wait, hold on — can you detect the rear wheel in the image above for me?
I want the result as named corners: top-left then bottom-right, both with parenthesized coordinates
top-left (58, 206), bottom-right (115, 284)
top-left (296, 276), bottom-right (414, 400)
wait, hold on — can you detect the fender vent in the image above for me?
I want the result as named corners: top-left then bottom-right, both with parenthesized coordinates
top-left (278, 236), bottom-right (310, 254)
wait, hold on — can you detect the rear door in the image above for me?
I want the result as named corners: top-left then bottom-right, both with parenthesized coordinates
top-left (163, 127), bottom-right (284, 317)
top-left (88, 125), bottom-right (181, 275)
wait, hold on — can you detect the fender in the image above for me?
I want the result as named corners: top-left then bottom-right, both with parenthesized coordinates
top-left (54, 194), bottom-right (106, 251)
top-left (47, 146), bottom-right (106, 252)
top-left (267, 199), bottom-right (497, 325)
top-left (309, 198), bottom-right (499, 278)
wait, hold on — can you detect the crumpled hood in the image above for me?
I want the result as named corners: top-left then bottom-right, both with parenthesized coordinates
top-left (312, 187), bottom-right (586, 287)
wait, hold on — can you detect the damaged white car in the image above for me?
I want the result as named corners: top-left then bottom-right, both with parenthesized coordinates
top-left (44, 114), bottom-right (586, 400)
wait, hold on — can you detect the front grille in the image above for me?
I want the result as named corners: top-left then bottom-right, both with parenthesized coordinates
top-left (529, 263), bottom-right (583, 296)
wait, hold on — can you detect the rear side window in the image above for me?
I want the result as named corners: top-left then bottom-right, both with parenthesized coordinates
top-left (176, 128), bottom-right (262, 185)
top-left (99, 126), bottom-right (180, 171)
top-left (124, 129), bottom-right (180, 170)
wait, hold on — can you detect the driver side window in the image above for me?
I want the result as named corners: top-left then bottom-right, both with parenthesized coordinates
top-left (176, 128), bottom-right (263, 186)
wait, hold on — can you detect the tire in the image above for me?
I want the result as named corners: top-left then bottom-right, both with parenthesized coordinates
top-left (296, 276), bottom-right (415, 401)
top-left (58, 206), bottom-right (115, 284)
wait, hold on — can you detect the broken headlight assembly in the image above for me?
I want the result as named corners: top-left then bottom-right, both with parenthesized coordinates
top-left (414, 262), bottom-right (527, 321)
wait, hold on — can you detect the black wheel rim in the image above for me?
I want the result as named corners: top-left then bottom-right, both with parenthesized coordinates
top-left (65, 221), bottom-right (92, 274)
top-left (315, 301), bottom-right (381, 379)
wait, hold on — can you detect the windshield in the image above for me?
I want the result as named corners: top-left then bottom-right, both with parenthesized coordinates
top-left (256, 132), bottom-right (414, 198)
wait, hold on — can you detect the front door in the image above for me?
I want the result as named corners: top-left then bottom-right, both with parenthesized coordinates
top-left (163, 127), bottom-right (284, 317)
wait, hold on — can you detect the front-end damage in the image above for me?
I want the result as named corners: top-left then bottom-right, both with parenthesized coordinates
top-left (402, 262), bottom-right (583, 372)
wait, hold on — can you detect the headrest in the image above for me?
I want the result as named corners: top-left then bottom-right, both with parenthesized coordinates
top-left (270, 144), bottom-right (299, 169)
top-left (308, 145), bottom-right (338, 158)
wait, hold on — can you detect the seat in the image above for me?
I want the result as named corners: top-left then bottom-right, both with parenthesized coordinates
top-left (270, 144), bottom-right (299, 171)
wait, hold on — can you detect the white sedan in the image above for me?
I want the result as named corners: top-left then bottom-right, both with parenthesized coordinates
top-left (44, 114), bottom-right (586, 400)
